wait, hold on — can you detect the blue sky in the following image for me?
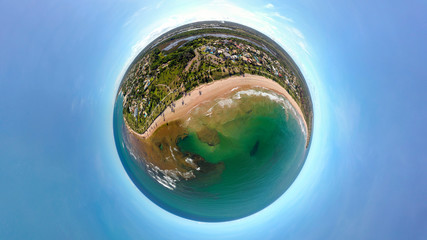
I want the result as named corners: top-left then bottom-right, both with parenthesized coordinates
top-left (0, 0), bottom-right (426, 239)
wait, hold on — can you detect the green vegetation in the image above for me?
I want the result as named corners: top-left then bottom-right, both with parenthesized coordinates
top-left (120, 27), bottom-right (312, 141)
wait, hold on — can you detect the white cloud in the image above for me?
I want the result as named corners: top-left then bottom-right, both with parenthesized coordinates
top-left (123, 6), bottom-right (148, 27)
top-left (333, 93), bottom-right (360, 144)
top-left (130, 1), bottom-right (276, 54)
top-left (289, 27), bottom-right (305, 39)
top-left (273, 12), bottom-right (293, 22)
top-left (265, 3), bottom-right (274, 9)
top-left (156, 0), bottom-right (164, 9)
top-left (298, 41), bottom-right (311, 56)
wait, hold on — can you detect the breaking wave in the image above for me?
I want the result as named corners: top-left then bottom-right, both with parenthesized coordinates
top-left (233, 88), bottom-right (306, 136)
top-left (207, 88), bottom-right (307, 136)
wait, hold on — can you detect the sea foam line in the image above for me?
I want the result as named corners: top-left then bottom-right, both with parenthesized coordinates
top-left (233, 88), bottom-right (307, 136)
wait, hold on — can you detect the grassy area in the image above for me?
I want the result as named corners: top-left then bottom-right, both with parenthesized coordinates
top-left (120, 30), bottom-right (313, 141)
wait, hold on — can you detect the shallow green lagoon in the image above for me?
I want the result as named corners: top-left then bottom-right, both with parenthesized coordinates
top-left (114, 89), bottom-right (308, 222)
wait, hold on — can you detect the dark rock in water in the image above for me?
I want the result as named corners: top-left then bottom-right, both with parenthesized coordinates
top-left (197, 127), bottom-right (220, 146)
top-left (191, 154), bottom-right (225, 184)
top-left (250, 140), bottom-right (259, 156)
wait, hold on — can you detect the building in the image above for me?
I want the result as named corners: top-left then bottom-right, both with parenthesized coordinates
top-left (134, 107), bottom-right (138, 120)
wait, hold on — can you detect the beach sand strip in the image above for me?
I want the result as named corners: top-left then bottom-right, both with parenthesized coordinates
top-left (126, 74), bottom-right (308, 144)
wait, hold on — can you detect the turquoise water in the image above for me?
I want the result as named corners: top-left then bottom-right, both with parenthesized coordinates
top-left (114, 89), bottom-right (308, 222)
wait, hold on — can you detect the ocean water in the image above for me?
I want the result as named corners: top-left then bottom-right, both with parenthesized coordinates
top-left (114, 88), bottom-right (308, 222)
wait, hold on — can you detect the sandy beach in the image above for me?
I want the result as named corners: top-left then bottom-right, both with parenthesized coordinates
top-left (127, 74), bottom-right (308, 143)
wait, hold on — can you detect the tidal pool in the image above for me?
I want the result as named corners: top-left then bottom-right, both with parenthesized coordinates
top-left (114, 88), bottom-right (308, 221)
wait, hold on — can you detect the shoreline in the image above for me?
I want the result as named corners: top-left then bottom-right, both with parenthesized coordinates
top-left (125, 74), bottom-right (309, 145)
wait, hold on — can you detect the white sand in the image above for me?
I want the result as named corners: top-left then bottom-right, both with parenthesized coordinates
top-left (128, 74), bottom-right (308, 143)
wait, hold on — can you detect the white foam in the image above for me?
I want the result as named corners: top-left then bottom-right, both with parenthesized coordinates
top-left (233, 89), bottom-right (307, 136)
top-left (146, 163), bottom-right (177, 190)
top-left (185, 157), bottom-right (194, 164)
top-left (233, 89), bottom-right (285, 105)
top-left (217, 98), bottom-right (234, 108)
top-left (204, 107), bottom-right (213, 117)
top-left (142, 156), bottom-right (197, 190)
top-left (169, 146), bottom-right (176, 161)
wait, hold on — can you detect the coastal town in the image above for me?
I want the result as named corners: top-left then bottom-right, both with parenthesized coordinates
top-left (121, 34), bottom-right (311, 138)
top-left (118, 22), bottom-right (314, 193)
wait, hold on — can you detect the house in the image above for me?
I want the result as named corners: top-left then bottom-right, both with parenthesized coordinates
top-left (143, 79), bottom-right (151, 90)
top-left (272, 66), bottom-right (279, 75)
top-left (134, 107), bottom-right (138, 119)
